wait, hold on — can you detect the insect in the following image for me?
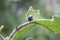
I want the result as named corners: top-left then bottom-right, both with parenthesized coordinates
top-left (27, 15), bottom-right (33, 21)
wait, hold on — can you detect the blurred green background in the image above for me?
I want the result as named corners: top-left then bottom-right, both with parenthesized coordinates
top-left (0, 0), bottom-right (60, 40)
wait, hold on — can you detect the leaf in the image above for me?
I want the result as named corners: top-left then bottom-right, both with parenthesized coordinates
top-left (34, 16), bottom-right (60, 34)
top-left (26, 37), bottom-right (35, 40)
top-left (12, 24), bottom-right (35, 40)
top-left (26, 6), bottom-right (42, 21)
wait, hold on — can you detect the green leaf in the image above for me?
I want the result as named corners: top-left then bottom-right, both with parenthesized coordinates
top-left (34, 16), bottom-right (60, 34)
top-left (26, 37), bottom-right (35, 40)
top-left (26, 6), bottom-right (42, 21)
top-left (12, 24), bottom-right (35, 40)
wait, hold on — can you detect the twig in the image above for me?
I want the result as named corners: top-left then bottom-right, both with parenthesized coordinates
top-left (0, 34), bottom-right (4, 40)
top-left (4, 21), bottom-right (33, 40)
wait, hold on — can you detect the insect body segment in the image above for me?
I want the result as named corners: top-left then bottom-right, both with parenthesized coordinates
top-left (27, 15), bottom-right (33, 21)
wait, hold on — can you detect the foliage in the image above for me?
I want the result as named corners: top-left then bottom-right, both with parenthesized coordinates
top-left (12, 7), bottom-right (60, 40)
top-left (0, 0), bottom-right (60, 40)
top-left (34, 16), bottom-right (60, 33)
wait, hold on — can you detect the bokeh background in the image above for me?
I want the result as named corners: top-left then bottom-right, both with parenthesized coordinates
top-left (0, 0), bottom-right (60, 40)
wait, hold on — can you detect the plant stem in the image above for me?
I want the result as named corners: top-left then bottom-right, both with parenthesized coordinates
top-left (4, 21), bottom-right (33, 40)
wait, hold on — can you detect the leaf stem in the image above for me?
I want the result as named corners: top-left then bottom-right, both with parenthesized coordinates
top-left (4, 21), bottom-right (33, 40)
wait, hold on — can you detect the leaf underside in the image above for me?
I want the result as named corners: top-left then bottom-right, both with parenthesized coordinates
top-left (34, 16), bottom-right (60, 34)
